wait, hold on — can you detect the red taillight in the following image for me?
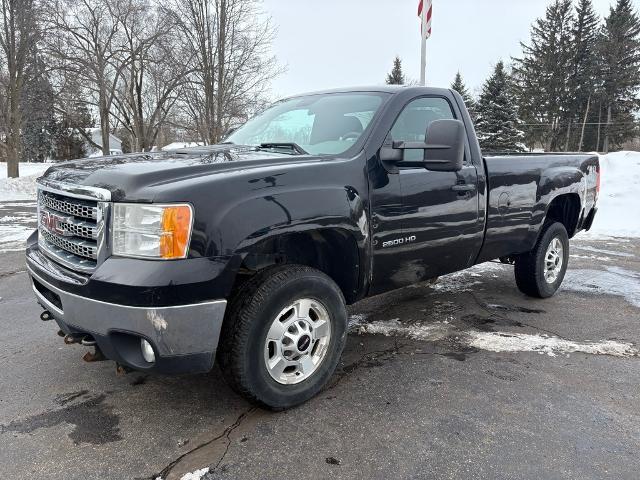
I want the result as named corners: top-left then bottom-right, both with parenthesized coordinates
top-left (595, 166), bottom-right (601, 201)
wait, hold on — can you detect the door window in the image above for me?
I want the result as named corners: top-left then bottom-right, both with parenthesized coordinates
top-left (390, 97), bottom-right (455, 161)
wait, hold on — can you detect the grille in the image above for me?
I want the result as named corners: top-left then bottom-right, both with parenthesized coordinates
top-left (55, 216), bottom-right (97, 240)
top-left (40, 191), bottom-right (98, 220)
top-left (38, 188), bottom-right (104, 272)
top-left (40, 228), bottom-right (97, 260)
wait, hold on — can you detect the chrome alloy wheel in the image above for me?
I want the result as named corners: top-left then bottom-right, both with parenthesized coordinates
top-left (264, 298), bottom-right (332, 385)
top-left (544, 237), bottom-right (564, 284)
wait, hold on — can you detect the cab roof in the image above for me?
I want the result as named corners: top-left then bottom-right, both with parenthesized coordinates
top-left (282, 85), bottom-right (453, 101)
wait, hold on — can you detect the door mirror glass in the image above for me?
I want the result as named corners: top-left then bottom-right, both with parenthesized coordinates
top-left (380, 119), bottom-right (465, 172)
top-left (382, 96), bottom-right (464, 171)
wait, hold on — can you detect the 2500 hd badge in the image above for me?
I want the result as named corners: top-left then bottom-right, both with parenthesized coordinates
top-left (383, 235), bottom-right (417, 248)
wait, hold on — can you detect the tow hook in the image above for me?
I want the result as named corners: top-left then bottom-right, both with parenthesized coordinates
top-left (80, 336), bottom-right (97, 347)
top-left (64, 333), bottom-right (83, 345)
top-left (40, 310), bottom-right (53, 321)
top-left (64, 333), bottom-right (97, 346)
top-left (116, 363), bottom-right (133, 375)
top-left (83, 346), bottom-right (106, 363)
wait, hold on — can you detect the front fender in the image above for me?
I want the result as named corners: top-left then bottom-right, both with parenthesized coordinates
top-left (223, 185), bottom-right (369, 255)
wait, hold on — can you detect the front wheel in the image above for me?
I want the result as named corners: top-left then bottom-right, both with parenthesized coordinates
top-left (514, 222), bottom-right (569, 298)
top-left (217, 265), bottom-right (347, 410)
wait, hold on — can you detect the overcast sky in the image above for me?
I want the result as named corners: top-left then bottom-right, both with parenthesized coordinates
top-left (261, 0), bottom-right (616, 99)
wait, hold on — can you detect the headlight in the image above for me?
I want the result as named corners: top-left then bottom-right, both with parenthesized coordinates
top-left (111, 203), bottom-right (193, 259)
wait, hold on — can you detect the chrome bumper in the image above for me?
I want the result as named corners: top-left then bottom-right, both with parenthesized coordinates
top-left (28, 266), bottom-right (227, 359)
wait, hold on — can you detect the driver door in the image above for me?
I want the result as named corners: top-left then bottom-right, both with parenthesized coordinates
top-left (389, 96), bottom-right (483, 282)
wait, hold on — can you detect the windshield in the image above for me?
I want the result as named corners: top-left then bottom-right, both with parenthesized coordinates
top-left (226, 92), bottom-right (389, 155)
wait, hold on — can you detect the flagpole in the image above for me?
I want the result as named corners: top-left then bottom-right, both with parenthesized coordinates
top-left (420, 33), bottom-right (426, 86)
top-left (419, 3), bottom-right (427, 86)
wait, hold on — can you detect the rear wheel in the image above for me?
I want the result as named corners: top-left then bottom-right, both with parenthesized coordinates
top-left (218, 265), bottom-right (347, 410)
top-left (514, 222), bottom-right (569, 298)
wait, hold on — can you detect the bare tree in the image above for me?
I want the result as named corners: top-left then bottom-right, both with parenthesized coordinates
top-left (0, 0), bottom-right (41, 177)
top-left (170, 0), bottom-right (282, 144)
top-left (111, 0), bottom-right (193, 151)
top-left (45, 0), bottom-right (132, 155)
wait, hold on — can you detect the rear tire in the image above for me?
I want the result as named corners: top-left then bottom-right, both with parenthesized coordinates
top-left (217, 265), bottom-right (347, 410)
top-left (514, 222), bottom-right (569, 298)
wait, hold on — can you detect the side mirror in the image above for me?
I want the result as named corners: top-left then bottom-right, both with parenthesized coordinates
top-left (379, 135), bottom-right (403, 162)
top-left (422, 119), bottom-right (465, 172)
top-left (380, 119), bottom-right (465, 172)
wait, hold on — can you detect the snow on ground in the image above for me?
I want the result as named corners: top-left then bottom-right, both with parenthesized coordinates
top-left (467, 331), bottom-right (637, 358)
top-left (0, 162), bottom-right (50, 201)
top-left (351, 313), bottom-right (638, 359)
top-left (0, 225), bottom-right (35, 253)
top-left (179, 468), bottom-right (210, 480)
top-left (579, 151), bottom-right (640, 238)
top-left (351, 257), bottom-right (640, 359)
top-left (431, 261), bottom-right (505, 293)
top-left (572, 244), bottom-right (634, 257)
top-left (0, 201), bottom-right (37, 253)
top-left (155, 467), bottom-right (209, 480)
top-left (563, 266), bottom-right (640, 308)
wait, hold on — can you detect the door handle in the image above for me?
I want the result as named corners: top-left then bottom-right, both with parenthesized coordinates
top-left (451, 184), bottom-right (476, 192)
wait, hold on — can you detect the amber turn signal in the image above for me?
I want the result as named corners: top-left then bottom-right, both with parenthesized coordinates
top-left (159, 205), bottom-right (193, 259)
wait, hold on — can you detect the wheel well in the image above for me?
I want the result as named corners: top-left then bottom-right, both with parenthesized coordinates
top-left (231, 229), bottom-right (361, 304)
top-left (545, 194), bottom-right (581, 238)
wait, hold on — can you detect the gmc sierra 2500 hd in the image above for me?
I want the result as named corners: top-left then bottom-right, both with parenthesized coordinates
top-left (26, 87), bottom-right (599, 409)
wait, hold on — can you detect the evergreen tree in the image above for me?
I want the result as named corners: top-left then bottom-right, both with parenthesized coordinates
top-left (599, 0), bottom-right (640, 152)
top-left (513, 0), bottom-right (575, 151)
top-left (53, 101), bottom-right (92, 161)
top-left (475, 61), bottom-right (525, 153)
top-left (386, 56), bottom-right (405, 85)
top-left (450, 72), bottom-right (477, 121)
top-left (568, 0), bottom-right (600, 151)
top-left (20, 55), bottom-right (56, 163)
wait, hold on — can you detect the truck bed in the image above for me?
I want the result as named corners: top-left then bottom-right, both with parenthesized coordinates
top-left (476, 153), bottom-right (599, 263)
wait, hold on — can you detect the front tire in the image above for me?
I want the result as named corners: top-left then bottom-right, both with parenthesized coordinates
top-left (514, 222), bottom-right (569, 298)
top-left (218, 265), bottom-right (347, 410)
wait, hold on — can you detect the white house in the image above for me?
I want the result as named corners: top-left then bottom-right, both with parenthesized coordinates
top-left (86, 128), bottom-right (123, 157)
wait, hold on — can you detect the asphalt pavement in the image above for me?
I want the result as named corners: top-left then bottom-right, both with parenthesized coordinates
top-left (1, 200), bottom-right (639, 480)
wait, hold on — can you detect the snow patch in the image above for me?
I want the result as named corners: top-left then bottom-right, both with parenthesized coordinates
top-left (0, 225), bottom-right (34, 252)
top-left (348, 314), bottom-right (368, 328)
top-left (0, 163), bottom-right (50, 201)
top-left (433, 262), bottom-right (506, 293)
top-left (573, 245), bottom-right (633, 258)
top-left (357, 318), bottom-right (453, 342)
top-left (180, 467), bottom-right (210, 480)
top-left (468, 331), bottom-right (637, 358)
top-left (579, 151), bottom-right (640, 238)
top-left (563, 267), bottom-right (640, 308)
top-left (356, 319), bottom-right (638, 359)
top-left (570, 254), bottom-right (612, 261)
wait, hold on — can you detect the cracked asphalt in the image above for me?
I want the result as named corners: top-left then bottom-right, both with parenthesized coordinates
top-left (1, 201), bottom-right (639, 479)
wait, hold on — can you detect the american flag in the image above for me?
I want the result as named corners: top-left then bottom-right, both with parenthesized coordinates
top-left (417, 0), bottom-right (433, 40)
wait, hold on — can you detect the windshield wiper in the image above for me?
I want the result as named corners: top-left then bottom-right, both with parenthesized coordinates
top-left (258, 142), bottom-right (308, 155)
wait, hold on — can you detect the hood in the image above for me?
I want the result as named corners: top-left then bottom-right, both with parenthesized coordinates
top-left (40, 145), bottom-right (320, 202)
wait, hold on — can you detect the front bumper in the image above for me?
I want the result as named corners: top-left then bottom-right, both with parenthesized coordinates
top-left (27, 257), bottom-right (227, 375)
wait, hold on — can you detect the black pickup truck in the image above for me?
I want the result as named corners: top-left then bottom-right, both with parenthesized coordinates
top-left (26, 86), bottom-right (599, 409)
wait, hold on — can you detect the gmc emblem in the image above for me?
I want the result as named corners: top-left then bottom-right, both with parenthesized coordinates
top-left (40, 210), bottom-right (73, 236)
